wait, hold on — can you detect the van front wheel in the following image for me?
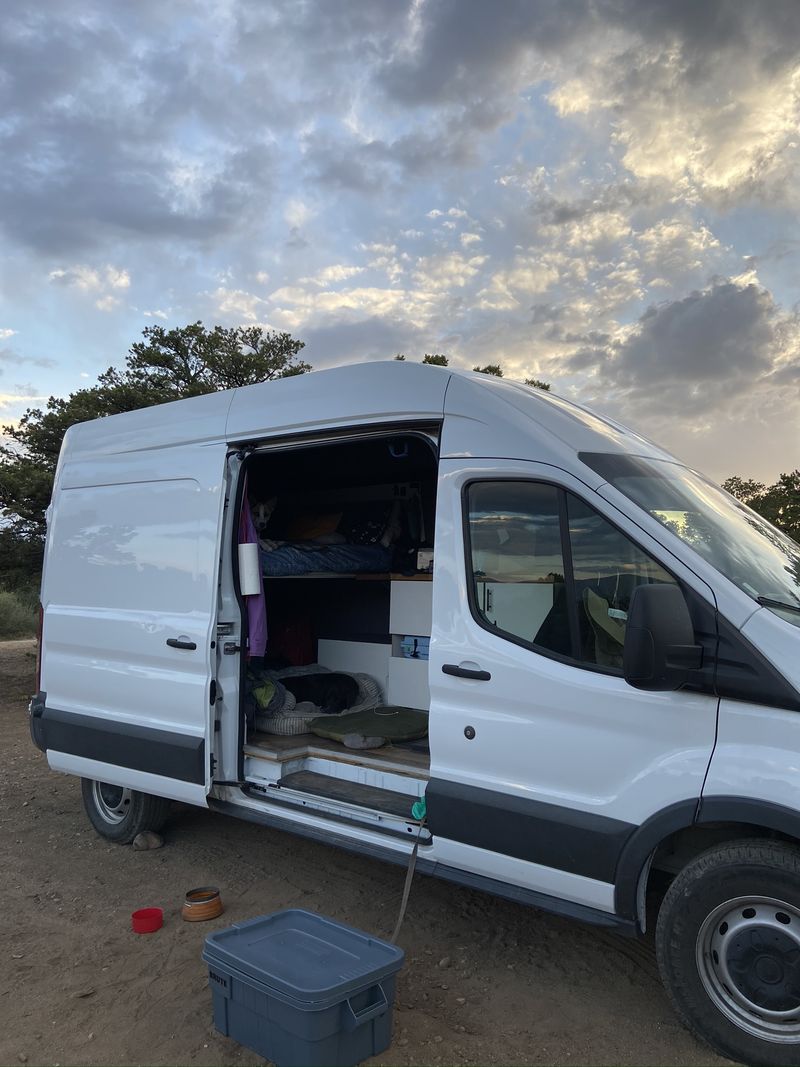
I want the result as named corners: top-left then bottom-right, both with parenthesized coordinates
top-left (657, 839), bottom-right (800, 1066)
top-left (81, 778), bottom-right (172, 844)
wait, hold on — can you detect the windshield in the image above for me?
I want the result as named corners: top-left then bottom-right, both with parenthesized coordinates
top-left (580, 452), bottom-right (800, 628)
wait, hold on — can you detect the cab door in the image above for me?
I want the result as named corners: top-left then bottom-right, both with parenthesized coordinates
top-left (427, 458), bottom-right (719, 914)
top-left (36, 443), bottom-right (227, 805)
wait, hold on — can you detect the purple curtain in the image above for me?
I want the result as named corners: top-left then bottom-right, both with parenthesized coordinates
top-left (239, 478), bottom-right (267, 658)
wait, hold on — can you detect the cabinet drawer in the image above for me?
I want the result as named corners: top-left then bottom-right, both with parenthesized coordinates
top-left (389, 581), bottom-right (433, 636)
top-left (387, 656), bottom-right (430, 710)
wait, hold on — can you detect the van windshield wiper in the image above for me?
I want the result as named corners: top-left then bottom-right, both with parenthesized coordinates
top-left (757, 596), bottom-right (800, 616)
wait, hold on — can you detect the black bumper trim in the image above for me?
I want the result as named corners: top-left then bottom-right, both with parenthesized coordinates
top-left (31, 697), bottom-right (205, 785)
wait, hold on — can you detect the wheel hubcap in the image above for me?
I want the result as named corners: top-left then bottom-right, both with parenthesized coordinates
top-left (697, 896), bottom-right (800, 1042)
top-left (92, 780), bottom-right (132, 824)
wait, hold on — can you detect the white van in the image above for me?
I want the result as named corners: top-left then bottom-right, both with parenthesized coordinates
top-left (31, 361), bottom-right (800, 1064)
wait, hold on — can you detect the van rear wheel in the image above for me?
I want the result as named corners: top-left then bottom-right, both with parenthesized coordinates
top-left (656, 839), bottom-right (800, 1066)
top-left (81, 778), bottom-right (172, 844)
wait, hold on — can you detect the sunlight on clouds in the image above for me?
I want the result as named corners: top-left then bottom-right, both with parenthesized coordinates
top-left (268, 284), bottom-right (440, 332)
top-left (212, 287), bottom-right (266, 321)
top-left (412, 252), bottom-right (487, 290)
top-left (476, 256), bottom-right (560, 310)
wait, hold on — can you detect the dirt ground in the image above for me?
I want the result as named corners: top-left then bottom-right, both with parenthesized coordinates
top-left (0, 639), bottom-right (728, 1067)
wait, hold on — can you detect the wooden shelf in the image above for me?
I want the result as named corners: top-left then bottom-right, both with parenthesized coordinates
top-left (262, 572), bottom-right (432, 581)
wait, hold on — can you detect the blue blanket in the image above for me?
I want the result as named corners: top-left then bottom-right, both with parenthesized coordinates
top-left (262, 542), bottom-right (393, 577)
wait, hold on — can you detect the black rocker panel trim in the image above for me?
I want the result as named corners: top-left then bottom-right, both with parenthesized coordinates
top-left (35, 703), bottom-right (206, 784)
top-left (699, 796), bottom-right (800, 841)
top-left (425, 778), bottom-right (635, 884)
top-left (210, 797), bottom-right (638, 936)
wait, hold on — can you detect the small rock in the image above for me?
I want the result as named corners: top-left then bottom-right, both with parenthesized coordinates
top-left (437, 956), bottom-right (451, 969)
top-left (72, 988), bottom-right (95, 999)
top-left (433, 1035), bottom-right (443, 1043)
top-left (456, 996), bottom-right (466, 1005)
top-left (456, 1025), bottom-right (466, 1033)
top-left (132, 831), bottom-right (163, 851)
top-left (398, 1038), bottom-right (408, 1047)
top-left (18, 1054), bottom-right (27, 1063)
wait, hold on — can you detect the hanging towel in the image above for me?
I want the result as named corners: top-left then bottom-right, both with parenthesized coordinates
top-left (239, 478), bottom-right (268, 658)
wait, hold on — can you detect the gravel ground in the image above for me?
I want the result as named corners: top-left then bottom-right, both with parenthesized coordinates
top-left (0, 639), bottom-right (728, 1066)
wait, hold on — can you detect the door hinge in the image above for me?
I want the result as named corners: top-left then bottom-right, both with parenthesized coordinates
top-left (223, 641), bottom-right (241, 655)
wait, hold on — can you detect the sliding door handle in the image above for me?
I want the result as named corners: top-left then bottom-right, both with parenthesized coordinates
top-left (166, 637), bottom-right (197, 650)
top-left (442, 663), bottom-right (491, 681)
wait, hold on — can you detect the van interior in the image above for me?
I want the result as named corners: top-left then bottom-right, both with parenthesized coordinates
top-left (237, 431), bottom-right (438, 836)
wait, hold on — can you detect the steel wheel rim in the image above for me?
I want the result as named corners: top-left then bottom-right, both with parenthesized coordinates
top-left (696, 895), bottom-right (800, 1043)
top-left (92, 780), bottom-right (132, 825)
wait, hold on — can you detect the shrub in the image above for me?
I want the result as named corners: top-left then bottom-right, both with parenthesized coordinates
top-left (0, 587), bottom-right (38, 639)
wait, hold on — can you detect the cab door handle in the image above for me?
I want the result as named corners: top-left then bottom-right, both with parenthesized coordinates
top-left (166, 637), bottom-right (197, 650)
top-left (442, 663), bottom-right (491, 681)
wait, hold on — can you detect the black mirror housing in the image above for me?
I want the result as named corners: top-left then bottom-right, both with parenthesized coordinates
top-left (623, 584), bottom-right (703, 691)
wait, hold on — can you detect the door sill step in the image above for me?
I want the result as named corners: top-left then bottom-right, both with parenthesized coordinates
top-left (278, 770), bottom-right (419, 820)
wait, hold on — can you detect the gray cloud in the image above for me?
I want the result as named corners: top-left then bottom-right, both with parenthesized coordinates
top-left (0, 346), bottom-right (57, 370)
top-left (574, 279), bottom-right (799, 420)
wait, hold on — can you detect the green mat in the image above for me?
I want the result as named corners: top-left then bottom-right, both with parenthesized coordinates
top-left (310, 705), bottom-right (428, 745)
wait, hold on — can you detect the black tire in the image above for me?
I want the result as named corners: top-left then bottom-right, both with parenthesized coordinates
top-left (656, 839), bottom-right (800, 1066)
top-left (81, 778), bottom-right (172, 844)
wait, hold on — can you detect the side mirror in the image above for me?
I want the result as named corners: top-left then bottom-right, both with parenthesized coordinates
top-left (623, 584), bottom-right (703, 691)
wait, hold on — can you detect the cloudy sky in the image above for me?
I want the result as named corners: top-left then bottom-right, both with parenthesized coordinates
top-left (2, 0), bottom-right (799, 481)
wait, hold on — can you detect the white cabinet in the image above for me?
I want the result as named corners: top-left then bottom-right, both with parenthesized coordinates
top-left (317, 639), bottom-right (391, 691)
top-left (389, 581), bottom-right (433, 637)
top-left (476, 581), bottom-right (554, 643)
top-left (319, 581), bottom-right (433, 711)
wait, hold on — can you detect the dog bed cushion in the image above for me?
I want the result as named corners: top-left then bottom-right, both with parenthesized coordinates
top-left (310, 706), bottom-right (428, 746)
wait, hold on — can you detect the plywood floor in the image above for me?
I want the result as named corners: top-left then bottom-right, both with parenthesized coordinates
top-left (245, 730), bottom-right (430, 779)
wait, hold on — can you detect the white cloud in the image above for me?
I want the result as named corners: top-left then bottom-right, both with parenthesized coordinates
top-left (0, 328), bottom-right (17, 340)
top-left (285, 198), bottom-right (314, 229)
top-left (412, 252), bottom-right (488, 291)
top-left (95, 294), bottom-right (121, 312)
top-left (301, 264), bottom-right (365, 286)
top-left (476, 256), bottom-right (560, 309)
top-left (212, 287), bottom-right (266, 322)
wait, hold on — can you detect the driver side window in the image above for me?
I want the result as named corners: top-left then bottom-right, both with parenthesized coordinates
top-left (466, 480), bottom-right (678, 671)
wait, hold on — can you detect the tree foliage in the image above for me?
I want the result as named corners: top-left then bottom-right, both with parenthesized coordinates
top-left (0, 323), bottom-right (309, 589)
top-left (473, 363), bottom-right (503, 376)
top-left (722, 470), bottom-right (800, 543)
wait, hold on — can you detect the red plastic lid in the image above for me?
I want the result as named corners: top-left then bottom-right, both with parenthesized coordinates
top-left (132, 907), bottom-right (163, 934)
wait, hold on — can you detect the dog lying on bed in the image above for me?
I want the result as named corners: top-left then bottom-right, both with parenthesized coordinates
top-left (280, 672), bottom-right (360, 716)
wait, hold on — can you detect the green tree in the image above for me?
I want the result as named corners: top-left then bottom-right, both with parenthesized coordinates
top-left (723, 471), bottom-right (800, 543)
top-left (525, 377), bottom-right (551, 390)
top-left (473, 363), bottom-right (503, 376)
top-left (0, 322), bottom-right (309, 589)
top-left (422, 353), bottom-right (449, 366)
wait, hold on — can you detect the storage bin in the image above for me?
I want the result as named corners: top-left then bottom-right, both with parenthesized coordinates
top-left (203, 910), bottom-right (405, 1067)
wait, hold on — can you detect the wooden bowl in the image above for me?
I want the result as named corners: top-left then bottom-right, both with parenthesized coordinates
top-left (182, 886), bottom-right (223, 922)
